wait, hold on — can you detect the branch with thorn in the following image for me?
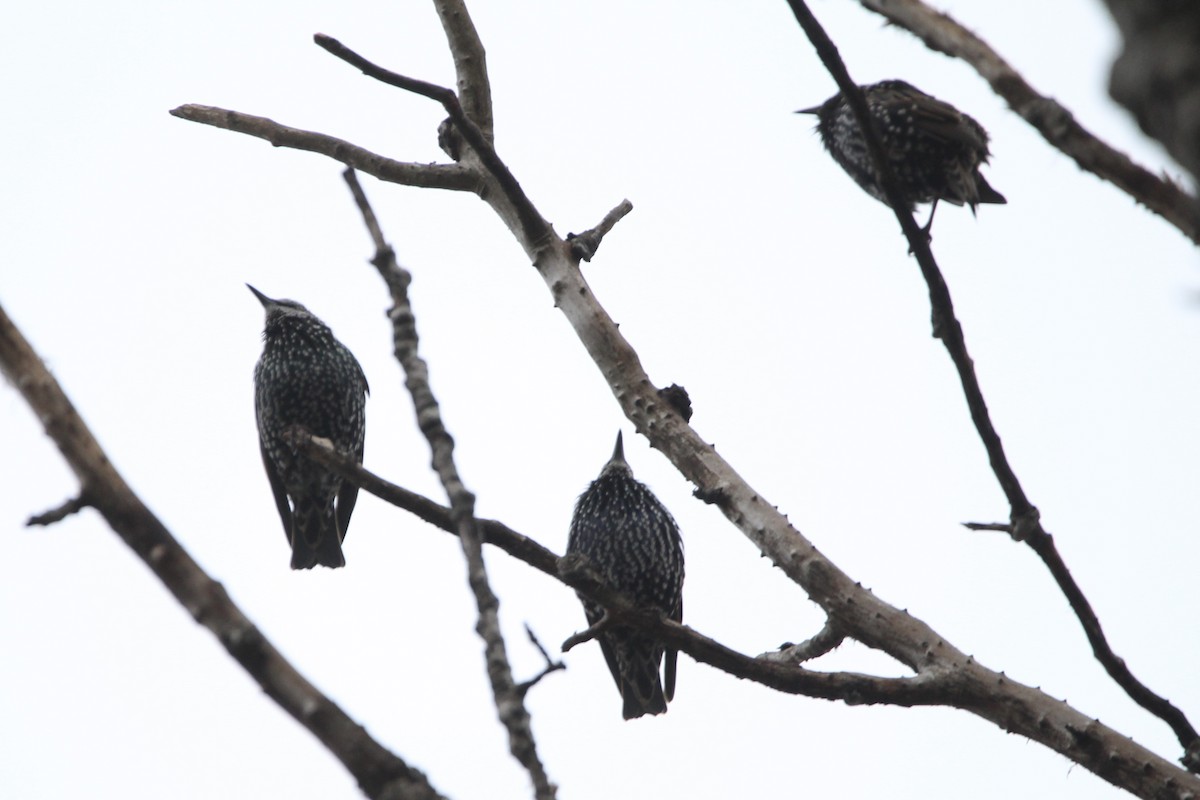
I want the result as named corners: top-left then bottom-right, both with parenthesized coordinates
top-left (341, 166), bottom-right (557, 800)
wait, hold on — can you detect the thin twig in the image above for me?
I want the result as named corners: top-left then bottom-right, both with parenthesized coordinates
top-left (26, 494), bottom-right (90, 526)
top-left (962, 521), bottom-right (1010, 533)
top-left (560, 611), bottom-right (613, 653)
top-left (317, 35), bottom-right (549, 244)
top-left (789, 0), bottom-right (1199, 761)
top-left (516, 625), bottom-right (566, 698)
top-left (0, 302), bottom-right (446, 800)
top-left (342, 169), bottom-right (557, 800)
top-left (977, 518), bottom-right (1200, 758)
top-left (854, 0), bottom-right (1200, 244)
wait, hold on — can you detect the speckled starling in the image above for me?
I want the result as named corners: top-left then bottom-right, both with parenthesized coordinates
top-left (249, 284), bottom-right (369, 570)
top-left (567, 432), bottom-right (685, 719)
top-left (799, 80), bottom-right (1006, 223)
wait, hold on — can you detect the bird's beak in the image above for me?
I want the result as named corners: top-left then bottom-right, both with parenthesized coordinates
top-left (609, 431), bottom-right (626, 465)
top-left (795, 105), bottom-right (820, 115)
top-left (246, 283), bottom-right (275, 308)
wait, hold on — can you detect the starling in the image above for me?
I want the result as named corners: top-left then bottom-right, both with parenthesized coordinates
top-left (567, 432), bottom-right (685, 719)
top-left (249, 284), bottom-right (369, 570)
top-left (799, 80), bottom-right (1006, 225)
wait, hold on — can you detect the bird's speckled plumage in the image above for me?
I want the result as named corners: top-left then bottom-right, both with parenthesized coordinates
top-left (801, 79), bottom-right (1006, 215)
top-left (250, 285), bottom-right (368, 570)
top-left (567, 433), bottom-right (685, 719)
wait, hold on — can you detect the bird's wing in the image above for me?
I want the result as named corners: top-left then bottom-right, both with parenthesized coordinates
top-left (583, 602), bottom-right (624, 693)
top-left (260, 443), bottom-right (293, 544)
top-left (335, 437), bottom-right (364, 543)
top-left (663, 596), bottom-right (682, 702)
top-left (910, 93), bottom-right (989, 151)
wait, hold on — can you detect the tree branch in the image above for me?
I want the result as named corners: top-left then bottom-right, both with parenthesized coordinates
top-left (169, 105), bottom-right (479, 192)
top-left (788, 0), bottom-right (1199, 763)
top-left (566, 200), bottom-right (634, 263)
top-left (342, 169), bottom-right (557, 800)
top-left (26, 493), bottom-right (91, 526)
top-left (285, 426), bottom-right (1200, 797)
top-left (0, 302), bottom-right (446, 800)
top-left (854, 0), bottom-right (1200, 244)
top-left (760, 620), bottom-right (847, 665)
top-left (315, 35), bottom-right (549, 245)
top-left (515, 625), bottom-right (566, 699)
top-left (432, 0), bottom-right (494, 139)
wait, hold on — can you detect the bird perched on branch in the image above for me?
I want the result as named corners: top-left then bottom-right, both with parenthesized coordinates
top-left (249, 285), bottom-right (368, 569)
top-left (567, 432), bottom-right (685, 719)
top-left (799, 79), bottom-right (1006, 229)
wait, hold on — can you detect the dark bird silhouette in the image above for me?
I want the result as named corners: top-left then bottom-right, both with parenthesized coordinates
top-left (799, 80), bottom-right (1006, 228)
top-left (249, 284), bottom-right (368, 569)
top-left (567, 432), bottom-right (685, 719)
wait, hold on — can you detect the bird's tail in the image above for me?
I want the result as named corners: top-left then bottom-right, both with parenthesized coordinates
top-left (974, 172), bottom-right (1007, 206)
top-left (618, 641), bottom-right (669, 720)
top-left (290, 498), bottom-right (346, 570)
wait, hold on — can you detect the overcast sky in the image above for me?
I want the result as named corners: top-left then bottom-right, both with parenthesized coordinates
top-left (3, 2), bottom-right (1198, 799)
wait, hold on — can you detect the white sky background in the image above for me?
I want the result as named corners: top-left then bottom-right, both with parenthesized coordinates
top-left (2, 1), bottom-right (1198, 798)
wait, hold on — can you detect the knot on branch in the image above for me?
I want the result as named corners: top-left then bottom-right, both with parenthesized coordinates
top-left (657, 383), bottom-right (693, 421)
top-left (1010, 506), bottom-right (1042, 543)
top-left (437, 118), bottom-right (463, 161)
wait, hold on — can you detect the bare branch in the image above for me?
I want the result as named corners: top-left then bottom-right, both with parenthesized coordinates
top-left (169, 104), bottom-right (479, 192)
top-left (974, 519), bottom-right (1200, 755)
top-left (760, 620), bottom-right (847, 665)
top-left (560, 611), bottom-right (613, 653)
top-left (0, 302), bottom-right (446, 800)
top-left (566, 200), bottom-right (634, 263)
top-left (792, 0), bottom-right (1199, 764)
top-left (854, 0), bottom-right (1200, 244)
top-left (26, 494), bottom-right (90, 527)
top-left (432, 0), bottom-right (494, 139)
top-left (268, 424), bottom-right (1200, 797)
top-left (284, 427), bottom-right (561, 576)
top-left (342, 170), bottom-right (557, 800)
top-left (962, 521), bottom-right (1011, 533)
top-left (316, 35), bottom-right (550, 244)
top-left (515, 625), bottom-right (566, 699)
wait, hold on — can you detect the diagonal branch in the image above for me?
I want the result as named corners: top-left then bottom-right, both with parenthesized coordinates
top-left (853, 0), bottom-right (1200, 244)
top-left (432, 0), bottom-right (494, 139)
top-left (169, 105), bottom-right (478, 192)
top-left (789, 0), bottom-right (1199, 764)
top-left (0, 302), bottom-right (447, 800)
top-left (342, 169), bottom-right (557, 800)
